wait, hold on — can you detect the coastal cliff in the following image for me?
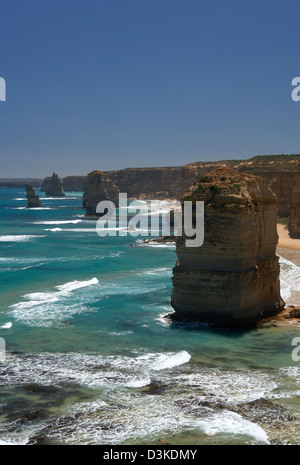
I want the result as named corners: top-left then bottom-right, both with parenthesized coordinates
top-left (83, 170), bottom-right (119, 216)
top-left (171, 167), bottom-right (285, 327)
top-left (288, 180), bottom-right (300, 238)
top-left (25, 183), bottom-right (41, 208)
top-left (41, 175), bottom-right (86, 192)
top-left (38, 155), bottom-right (300, 220)
top-left (105, 166), bottom-right (184, 199)
top-left (105, 155), bottom-right (300, 213)
top-left (45, 173), bottom-right (65, 197)
top-left (62, 176), bottom-right (86, 192)
top-left (234, 156), bottom-right (300, 217)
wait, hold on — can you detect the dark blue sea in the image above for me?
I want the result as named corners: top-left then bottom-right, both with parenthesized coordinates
top-left (1, 187), bottom-right (300, 445)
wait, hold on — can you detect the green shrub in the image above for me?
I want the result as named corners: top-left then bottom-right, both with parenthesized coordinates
top-left (198, 175), bottom-right (212, 183)
top-left (209, 184), bottom-right (221, 195)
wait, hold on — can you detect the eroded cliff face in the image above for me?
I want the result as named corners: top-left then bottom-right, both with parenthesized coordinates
top-left (41, 175), bottom-right (86, 192)
top-left (25, 183), bottom-right (41, 208)
top-left (186, 156), bottom-right (300, 217)
top-left (104, 164), bottom-right (230, 199)
top-left (288, 181), bottom-right (300, 238)
top-left (45, 173), bottom-right (65, 197)
top-left (105, 167), bottom-right (183, 199)
top-left (83, 170), bottom-right (119, 216)
top-left (171, 167), bottom-right (285, 327)
top-left (40, 177), bottom-right (50, 192)
top-left (63, 176), bottom-right (86, 192)
top-left (40, 155), bottom-right (300, 216)
top-left (235, 158), bottom-right (300, 217)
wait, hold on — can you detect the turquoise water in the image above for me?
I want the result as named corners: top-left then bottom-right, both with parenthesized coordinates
top-left (1, 187), bottom-right (300, 445)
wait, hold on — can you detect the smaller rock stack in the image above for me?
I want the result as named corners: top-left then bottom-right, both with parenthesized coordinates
top-left (25, 183), bottom-right (41, 208)
top-left (83, 170), bottom-right (120, 216)
top-left (288, 180), bottom-right (300, 238)
top-left (45, 173), bottom-right (65, 197)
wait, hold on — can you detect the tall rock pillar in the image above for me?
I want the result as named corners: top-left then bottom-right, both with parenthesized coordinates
top-left (171, 167), bottom-right (284, 327)
top-left (45, 173), bottom-right (65, 197)
top-left (25, 183), bottom-right (41, 208)
top-left (83, 170), bottom-right (120, 216)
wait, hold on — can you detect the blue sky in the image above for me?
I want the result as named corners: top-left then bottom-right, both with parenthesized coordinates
top-left (1, 0), bottom-right (300, 177)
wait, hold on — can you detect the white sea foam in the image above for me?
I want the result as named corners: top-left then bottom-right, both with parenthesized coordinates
top-left (0, 257), bottom-right (45, 264)
top-left (134, 239), bottom-right (175, 248)
top-left (56, 277), bottom-right (98, 292)
top-left (279, 255), bottom-right (300, 303)
top-left (142, 267), bottom-right (172, 276)
top-left (19, 277), bottom-right (99, 303)
top-left (0, 350), bottom-right (191, 390)
top-left (0, 322), bottom-right (12, 329)
top-left (46, 228), bottom-right (96, 232)
top-left (8, 207), bottom-right (51, 210)
top-left (175, 368), bottom-right (277, 404)
top-left (34, 220), bottom-right (83, 225)
top-left (197, 410), bottom-right (269, 444)
top-left (0, 352), bottom-right (280, 445)
top-left (156, 310), bottom-right (173, 326)
top-left (149, 350), bottom-right (191, 371)
top-left (39, 197), bottom-right (78, 200)
top-left (0, 235), bottom-right (45, 242)
top-left (101, 330), bottom-right (134, 336)
top-left (0, 439), bottom-right (29, 445)
top-left (10, 278), bottom-right (99, 326)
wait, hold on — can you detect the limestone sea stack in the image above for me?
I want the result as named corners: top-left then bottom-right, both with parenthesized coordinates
top-left (83, 170), bottom-right (120, 216)
top-left (25, 183), bottom-right (41, 208)
top-left (45, 173), bottom-right (65, 197)
top-left (288, 179), bottom-right (300, 238)
top-left (171, 167), bottom-right (285, 328)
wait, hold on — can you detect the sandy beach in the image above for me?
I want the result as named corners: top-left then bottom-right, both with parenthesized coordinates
top-left (258, 224), bottom-right (300, 327)
top-left (277, 224), bottom-right (300, 267)
top-left (277, 224), bottom-right (300, 251)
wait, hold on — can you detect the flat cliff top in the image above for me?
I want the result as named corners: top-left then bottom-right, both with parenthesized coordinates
top-left (182, 166), bottom-right (277, 206)
top-left (187, 154), bottom-right (300, 173)
top-left (88, 170), bottom-right (105, 176)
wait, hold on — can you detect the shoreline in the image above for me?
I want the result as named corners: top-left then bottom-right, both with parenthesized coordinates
top-left (277, 224), bottom-right (300, 252)
top-left (277, 223), bottom-right (300, 267)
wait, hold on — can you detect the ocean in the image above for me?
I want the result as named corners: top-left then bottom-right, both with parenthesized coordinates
top-left (1, 187), bottom-right (300, 445)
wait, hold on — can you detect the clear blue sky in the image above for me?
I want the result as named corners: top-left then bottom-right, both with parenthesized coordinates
top-left (1, 0), bottom-right (300, 177)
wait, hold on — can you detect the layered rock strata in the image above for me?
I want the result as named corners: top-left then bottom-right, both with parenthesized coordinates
top-left (38, 155), bottom-right (300, 217)
top-left (288, 181), bottom-right (300, 238)
top-left (83, 170), bottom-right (119, 216)
top-left (171, 167), bottom-right (285, 327)
top-left (25, 183), bottom-right (41, 208)
top-left (45, 173), bottom-right (65, 197)
top-left (63, 176), bottom-right (86, 192)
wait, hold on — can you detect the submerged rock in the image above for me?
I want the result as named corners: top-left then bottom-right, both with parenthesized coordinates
top-left (289, 308), bottom-right (300, 318)
top-left (83, 170), bottom-right (119, 216)
top-left (171, 167), bottom-right (285, 328)
top-left (45, 173), bottom-right (65, 197)
top-left (25, 183), bottom-right (41, 208)
top-left (142, 235), bottom-right (175, 244)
